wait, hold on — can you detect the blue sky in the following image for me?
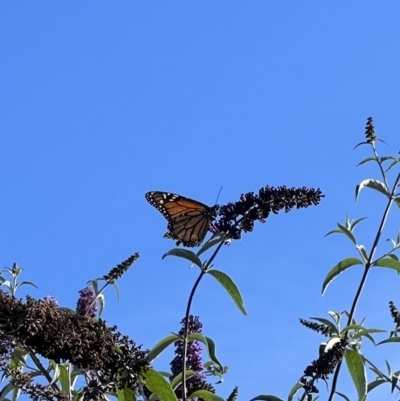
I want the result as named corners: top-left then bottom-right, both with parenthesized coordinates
top-left (1, 2), bottom-right (400, 400)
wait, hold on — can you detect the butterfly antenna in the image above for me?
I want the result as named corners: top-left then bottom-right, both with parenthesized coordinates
top-left (215, 186), bottom-right (223, 204)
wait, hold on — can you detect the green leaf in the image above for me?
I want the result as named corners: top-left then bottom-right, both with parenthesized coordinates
top-left (197, 236), bottom-right (225, 257)
top-left (287, 383), bottom-right (303, 401)
top-left (186, 334), bottom-right (223, 370)
top-left (322, 258), bottom-right (364, 295)
top-left (388, 254), bottom-right (399, 261)
top-left (117, 386), bottom-right (136, 401)
top-left (355, 179), bottom-right (389, 202)
top-left (356, 245), bottom-right (368, 263)
top-left (349, 217), bottom-right (367, 231)
top-left (1, 282), bottom-right (12, 293)
top-left (58, 365), bottom-right (71, 394)
top-left (16, 281), bottom-right (38, 289)
top-left (341, 324), bottom-right (366, 333)
top-left (49, 360), bottom-right (60, 385)
top-left (0, 383), bottom-right (16, 401)
top-left (148, 335), bottom-right (181, 362)
top-left (98, 293), bottom-right (105, 317)
top-left (367, 379), bottom-right (385, 392)
top-left (394, 198), bottom-right (400, 209)
top-left (328, 310), bottom-right (343, 325)
top-left (356, 156), bottom-right (377, 167)
top-left (337, 223), bottom-right (357, 244)
top-left (143, 368), bottom-right (178, 401)
top-left (368, 365), bottom-right (384, 378)
top-left (249, 396), bottom-right (284, 401)
top-left (72, 391), bottom-right (83, 401)
top-left (385, 159), bottom-right (400, 173)
top-left (378, 336), bottom-right (400, 345)
top-left (386, 359), bottom-right (391, 376)
top-left (309, 318), bottom-right (339, 335)
top-left (111, 282), bottom-right (120, 301)
top-left (352, 328), bottom-right (385, 342)
top-left (354, 141), bottom-right (369, 150)
top-left (162, 249), bottom-right (202, 268)
top-left (207, 270), bottom-right (247, 315)
top-left (335, 392), bottom-right (351, 401)
top-left (391, 374), bottom-right (399, 393)
top-left (380, 156), bottom-right (396, 163)
top-left (325, 228), bottom-right (343, 236)
top-left (90, 279), bottom-right (99, 294)
top-left (10, 348), bottom-right (28, 368)
top-left (157, 371), bottom-right (173, 378)
top-left (189, 390), bottom-right (225, 401)
top-left (345, 349), bottom-right (367, 401)
top-left (372, 258), bottom-right (400, 273)
top-left (170, 371), bottom-right (197, 391)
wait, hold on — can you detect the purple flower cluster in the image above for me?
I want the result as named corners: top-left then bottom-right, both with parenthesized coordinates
top-left (76, 287), bottom-right (98, 318)
top-left (170, 315), bottom-right (214, 399)
top-left (211, 185), bottom-right (324, 241)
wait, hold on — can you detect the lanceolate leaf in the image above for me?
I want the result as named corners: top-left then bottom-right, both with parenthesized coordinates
top-left (287, 383), bottom-right (303, 401)
top-left (385, 159), bottom-right (400, 173)
top-left (162, 249), bottom-right (202, 268)
top-left (355, 179), bottom-right (389, 202)
top-left (354, 141), bottom-right (369, 150)
top-left (309, 318), bottom-right (339, 335)
top-left (385, 360), bottom-right (392, 376)
top-left (197, 235), bottom-right (225, 257)
top-left (356, 156), bottom-right (376, 167)
top-left (148, 335), bottom-right (181, 362)
top-left (322, 258), bottom-right (364, 295)
top-left (187, 333), bottom-right (223, 370)
top-left (380, 156), bottom-right (396, 163)
top-left (143, 368), bottom-right (178, 401)
top-left (345, 349), bottom-right (367, 401)
top-left (250, 396), bottom-right (285, 401)
top-left (391, 374), bottom-right (399, 393)
top-left (356, 245), bottom-right (368, 263)
top-left (325, 228), bottom-right (343, 236)
top-left (0, 382), bottom-right (16, 401)
top-left (335, 392), bottom-right (351, 401)
top-left (117, 386), bottom-right (136, 401)
top-left (170, 371), bottom-right (197, 391)
top-left (367, 379), bottom-right (386, 393)
top-left (207, 270), bottom-right (247, 315)
top-left (337, 223), bottom-right (357, 244)
top-left (49, 360), bottom-right (60, 385)
top-left (189, 390), bottom-right (225, 401)
top-left (351, 328), bottom-right (384, 343)
top-left (98, 293), bottom-right (105, 317)
top-left (349, 217), bottom-right (367, 230)
top-left (372, 258), bottom-right (400, 273)
top-left (58, 365), bottom-right (71, 394)
top-left (15, 281), bottom-right (38, 289)
top-left (378, 337), bottom-right (400, 345)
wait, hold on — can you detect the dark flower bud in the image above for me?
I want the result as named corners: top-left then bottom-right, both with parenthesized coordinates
top-left (103, 252), bottom-right (140, 282)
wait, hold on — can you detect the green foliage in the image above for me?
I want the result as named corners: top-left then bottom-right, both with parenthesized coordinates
top-left (5, 117), bottom-right (400, 401)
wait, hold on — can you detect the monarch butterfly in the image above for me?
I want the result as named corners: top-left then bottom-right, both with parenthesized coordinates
top-left (145, 191), bottom-right (219, 247)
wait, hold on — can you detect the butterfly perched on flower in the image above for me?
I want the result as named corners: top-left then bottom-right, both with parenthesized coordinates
top-left (145, 191), bottom-right (219, 247)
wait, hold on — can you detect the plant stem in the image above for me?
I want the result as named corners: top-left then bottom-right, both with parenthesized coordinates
top-left (26, 346), bottom-right (60, 391)
top-left (328, 172), bottom-right (400, 401)
top-left (181, 241), bottom-right (224, 401)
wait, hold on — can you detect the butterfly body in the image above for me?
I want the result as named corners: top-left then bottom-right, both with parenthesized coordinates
top-left (145, 191), bottom-right (219, 247)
